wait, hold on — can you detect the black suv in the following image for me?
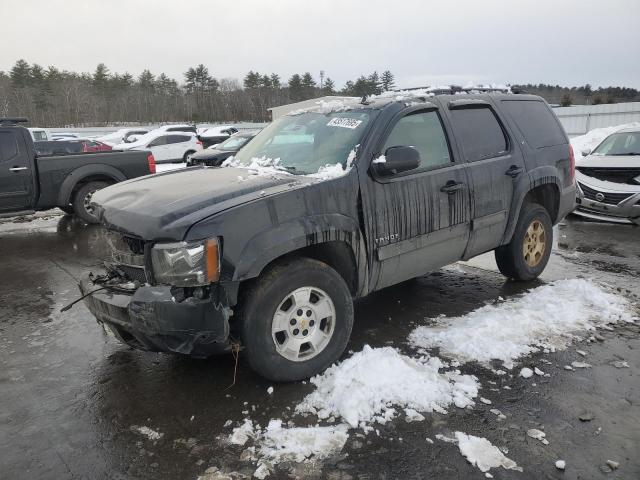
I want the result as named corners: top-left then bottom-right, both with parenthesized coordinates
top-left (79, 91), bottom-right (576, 381)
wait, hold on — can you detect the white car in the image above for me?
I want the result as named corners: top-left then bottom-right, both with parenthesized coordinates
top-left (113, 132), bottom-right (203, 163)
top-left (97, 128), bottom-right (150, 146)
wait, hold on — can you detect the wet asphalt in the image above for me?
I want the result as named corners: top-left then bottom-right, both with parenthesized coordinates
top-left (0, 212), bottom-right (638, 480)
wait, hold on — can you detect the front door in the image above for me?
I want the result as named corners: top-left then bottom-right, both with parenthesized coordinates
top-left (443, 101), bottom-right (523, 257)
top-left (361, 108), bottom-right (472, 290)
top-left (0, 128), bottom-right (34, 213)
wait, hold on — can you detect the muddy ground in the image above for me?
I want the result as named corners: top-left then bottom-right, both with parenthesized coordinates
top-left (0, 212), bottom-right (638, 480)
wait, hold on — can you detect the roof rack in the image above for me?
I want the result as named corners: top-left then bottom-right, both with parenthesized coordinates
top-left (0, 117), bottom-right (29, 125)
top-left (398, 85), bottom-right (511, 95)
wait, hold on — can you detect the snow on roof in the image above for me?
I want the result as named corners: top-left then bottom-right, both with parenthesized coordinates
top-left (571, 122), bottom-right (640, 157)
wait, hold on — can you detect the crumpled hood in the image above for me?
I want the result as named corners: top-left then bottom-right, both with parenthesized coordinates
top-left (92, 166), bottom-right (306, 241)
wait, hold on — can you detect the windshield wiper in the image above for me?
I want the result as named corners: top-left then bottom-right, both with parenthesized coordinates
top-left (609, 152), bottom-right (640, 156)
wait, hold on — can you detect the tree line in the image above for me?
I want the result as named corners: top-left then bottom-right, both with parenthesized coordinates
top-left (0, 59), bottom-right (396, 127)
top-left (2, 59), bottom-right (639, 128)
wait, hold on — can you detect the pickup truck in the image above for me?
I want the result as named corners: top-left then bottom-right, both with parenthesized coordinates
top-left (79, 91), bottom-right (576, 381)
top-left (0, 118), bottom-right (155, 223)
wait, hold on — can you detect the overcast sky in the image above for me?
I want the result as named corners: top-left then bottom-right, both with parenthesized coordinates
top-left (1, 0), bottom-right (639, 89)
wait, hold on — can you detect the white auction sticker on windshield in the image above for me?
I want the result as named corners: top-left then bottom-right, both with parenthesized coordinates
top-left (327, 117), bottom-right (363, 129)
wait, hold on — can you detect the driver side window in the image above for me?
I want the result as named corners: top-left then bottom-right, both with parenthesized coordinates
top-left (383, 111), bottom-right (451, 169)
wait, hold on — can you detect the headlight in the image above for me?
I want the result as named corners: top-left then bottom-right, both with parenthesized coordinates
top-left (151, 238), bottom-right (220, 286)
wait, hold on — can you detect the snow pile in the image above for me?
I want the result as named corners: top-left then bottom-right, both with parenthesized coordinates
top-left (571, 122), bottom-right (640, 158)
top-left (228, 419), bottom-right (348, 477)
top-left (455, 432), bottom-right (522, 473)
top-left (409, 279), bottom-right (635, 369)
top-left (296, 345), bottom-right (479, 428)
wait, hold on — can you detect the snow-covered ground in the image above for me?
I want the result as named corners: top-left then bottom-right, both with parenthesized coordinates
top-left (218, 278), bottom-right (636, 478)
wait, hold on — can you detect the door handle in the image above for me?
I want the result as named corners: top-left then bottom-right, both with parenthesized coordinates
top-left (505, 165), bottom-right (524, 178)
top-left (9, 166), bottom-right (28, 172)
top-left (440, 181), bottom-right (465, 194)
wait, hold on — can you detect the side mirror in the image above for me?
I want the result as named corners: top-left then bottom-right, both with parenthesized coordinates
top-left (581, 148), bottom-right (591, 156)
top-left (374, 146), bottom-right (421, 175)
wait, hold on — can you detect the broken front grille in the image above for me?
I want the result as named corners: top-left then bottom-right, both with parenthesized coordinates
top-left (578, 183), bottom-right (634, 205)
top-left (104, 231), bottom-right (148, 283)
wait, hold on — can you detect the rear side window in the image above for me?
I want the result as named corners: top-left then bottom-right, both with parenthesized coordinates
top-left (0, 131), bottom-right (19, 162)
top-left (148, 136), bottom-right (168, 147)
top-left (500, 100), bottom-right (566, 148)
top-left (383, 110), bottom-right (451, 169)
top-left (168, 135), bottom-right (190, 144)
top-left (449, 107), bottom-right (508, 161)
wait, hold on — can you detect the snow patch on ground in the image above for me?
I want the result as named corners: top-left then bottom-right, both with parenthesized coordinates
top-left (571, 122), bottom-right (640, 157)
top-left (455, 432), bottom-right (522, 473)
top-left (408, 279), bottom-right (635, 369)
top-left (155, 163), bottom-right (186, 173)
top-left (228, 419), bottom-right (348, 477)
top-left (131, 425), bottom-right (163, 441)
top-left (295, 345), bottom-right (479, 429)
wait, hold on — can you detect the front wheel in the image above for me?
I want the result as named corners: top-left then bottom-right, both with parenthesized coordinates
top-left (72, 181), bottom-right (109, 224)
top-left (183, 150), bottom-right (195, 163)
top-left (239, 258), bottom-right (354, 382)
top-left (495, 203), bottom-right (553, 281)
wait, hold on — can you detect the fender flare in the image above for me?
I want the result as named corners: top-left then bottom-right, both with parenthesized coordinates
top-left (501, 165), bottom-right (562, 244)
top-left (233, 213), bottom-right (369, 296)
top-left (57, 164), bottom-right (126, 205)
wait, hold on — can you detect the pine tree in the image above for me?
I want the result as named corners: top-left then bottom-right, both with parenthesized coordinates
top-left (243, 70), bottom-right (261, 89)
top-left (301, 72), bottom-right (316, 99)
top-left (368, 71), bottom-right (381, 95)
top-left (93, 63), bottom-right (110, 89)
top-left (381, 70), bottom-right (395, 91)
top-left (323, 77), bottom-right (336, 95)
top-left (288, 74), bottom-right (303, 101)
top-left (10, 59), bottom-right (31, 88)
top-left (270, 73), bottom-right (281, 88)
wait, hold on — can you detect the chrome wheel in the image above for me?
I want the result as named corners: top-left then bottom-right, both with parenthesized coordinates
top-left (83, 189), bottom-right (98, 215)
top-left (271, 286), bottom-right (336, 362)
top-left (522, 219), bottom-right (546, 267)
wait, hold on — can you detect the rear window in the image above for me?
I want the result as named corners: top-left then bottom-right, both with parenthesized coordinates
top-left (0, 131), bottom-right (19, 162)
top-left (449, 107), bottom-right (508, 161)
top-left (500, 100), bottom-right (566, 148)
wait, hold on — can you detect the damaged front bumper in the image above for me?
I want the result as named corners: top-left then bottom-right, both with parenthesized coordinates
top-left (575, 179), bottom-right (640, 225)
top-left (80, 278), bottom-right (233, 357)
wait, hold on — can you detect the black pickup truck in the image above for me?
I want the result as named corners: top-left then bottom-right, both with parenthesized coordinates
top-left (79, 91), bottom-right (576, 381)
top-left (0, 118), bottom-right (155, 223)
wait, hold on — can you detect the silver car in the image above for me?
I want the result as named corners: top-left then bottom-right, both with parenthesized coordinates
top-left (575, 127), bottom-right (640, 225)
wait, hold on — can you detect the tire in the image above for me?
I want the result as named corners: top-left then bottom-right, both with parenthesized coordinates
top-left (72, 181), bottom-right (109, 224)
top-left (495, 202), bottom-right (553, 281)
top-left (239, 258), bottom-right (354, 382)
top-left (59, 205), bottom-right (75, 215)
top-left (183, 150), bottom-right (195, 163)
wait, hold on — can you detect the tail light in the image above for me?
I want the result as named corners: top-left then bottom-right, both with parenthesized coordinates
top-left (147, 153), bottom-right (156, 174)
top-left (196, 139), bottom-right (203, 146)
top-left (568, 144), bottom-right (575, 183)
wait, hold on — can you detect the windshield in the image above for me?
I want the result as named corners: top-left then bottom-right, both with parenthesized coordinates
top-left (593, 132), bottom-right (640, 156)
top-left (231, 110), bottom-right (373, 174)
top-left (218, 135), bottom-right (251, 151)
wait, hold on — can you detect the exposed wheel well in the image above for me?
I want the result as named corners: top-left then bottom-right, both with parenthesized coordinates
top-left (523, 183), bottom-right (559, 223)
top-left (67, 175), bottom-right (116, 204)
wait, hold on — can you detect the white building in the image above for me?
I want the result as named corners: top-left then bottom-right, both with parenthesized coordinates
top-left (268, 96), bottom-right (358, 120)
top-left (552, 102), bottom-right (640, 137)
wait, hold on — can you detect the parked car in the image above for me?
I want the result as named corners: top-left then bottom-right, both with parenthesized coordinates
top-left (80, 92), bottom-right (575, 381)
top-left (153, 124), bottom-right (198, 134)
top-left (0, 117), bottom-right (155, 223)
top-left (27, 127), bottom-right (52, 142)
top-left (113, 131), bottom-right (203, 163)
top-left (97, 128), bottom-right (150, 146)
top-left (78, 139), bottom-right (113, 153)
top-left (186, 132), bottom-right (257, 167)
top-left (198, 125), bottom-right (239, 148)
top-left (51, 132), bottom-right (79, 140)
top-left (574, 127), bottom-right (640, 225)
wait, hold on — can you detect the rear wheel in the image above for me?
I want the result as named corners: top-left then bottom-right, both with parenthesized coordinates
top-left (183, 150), bottom-right (195, 163)
top-left (239, 258), bottom-right (354, 382)
top-left (495, 203), bottom-right (553, 281)
top-left (72, 181), bottom-right (109, 224)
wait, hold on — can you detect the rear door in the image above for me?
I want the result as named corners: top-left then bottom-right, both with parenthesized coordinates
top-left (147, 135), bottom-right (169, 161)
top-left (167, 134), bottom-right (191, 160)
top-left (363, 107), bottom-right (472, 290)
top-left (444, 100), bottom-right (523, 257)
top-left (0, 128), bottom-right (35, 212)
